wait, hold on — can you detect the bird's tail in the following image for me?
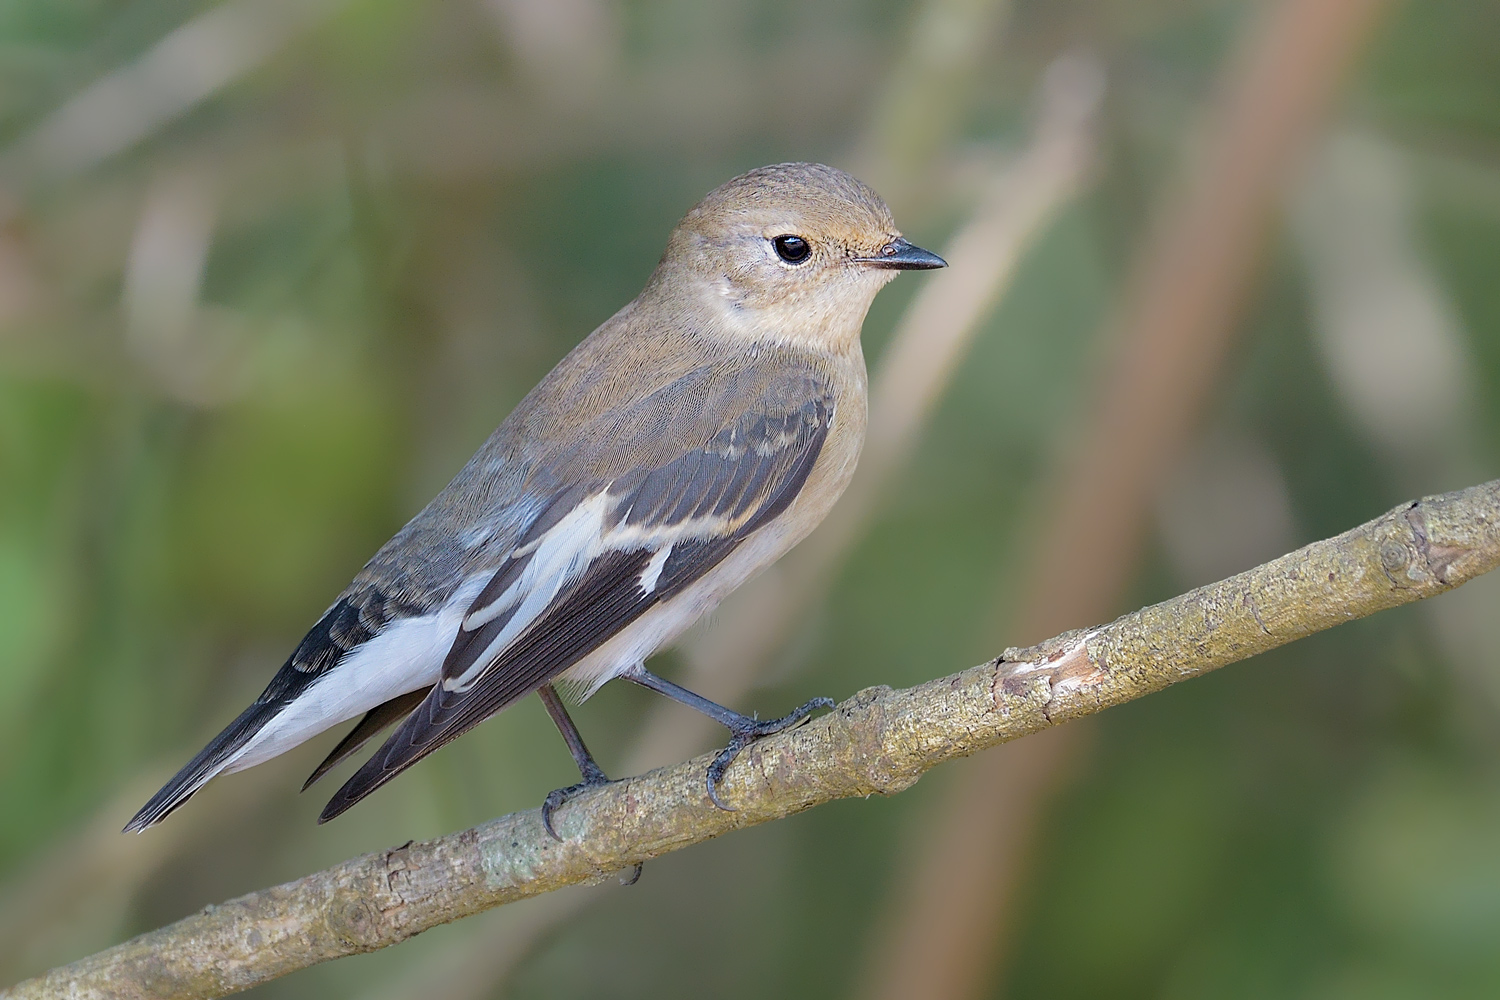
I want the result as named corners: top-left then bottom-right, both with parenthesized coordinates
top-left (123, 699), bottom-right (283, 833)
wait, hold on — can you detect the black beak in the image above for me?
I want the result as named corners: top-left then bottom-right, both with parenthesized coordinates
top-left (856, 237), bottom-right (947, 270)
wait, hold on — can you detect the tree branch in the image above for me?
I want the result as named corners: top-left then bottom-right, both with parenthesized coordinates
top-left (9, 480), bottom-right (1500, 1000)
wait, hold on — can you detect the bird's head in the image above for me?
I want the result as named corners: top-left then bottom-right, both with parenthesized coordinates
top-left (649, 162), bottom-right (945, 351)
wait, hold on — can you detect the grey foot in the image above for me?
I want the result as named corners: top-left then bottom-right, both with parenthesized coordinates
top-left (705, 696), bottom-right (836, 810)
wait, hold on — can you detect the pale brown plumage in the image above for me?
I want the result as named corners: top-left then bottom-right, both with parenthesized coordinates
top-left (127, 162), bottom-right (944, 832)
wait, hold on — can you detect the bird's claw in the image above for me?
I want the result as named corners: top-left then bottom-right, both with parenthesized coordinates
top-left (705, 696), bottom-right (836, 810)
top-left (542, 762), bottom-right (612, 841)
top-left (543, 770), bottom-right (645, 885)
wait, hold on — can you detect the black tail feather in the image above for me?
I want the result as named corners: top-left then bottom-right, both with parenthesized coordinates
top-left (123, 699), bottom-right (283, 833)
top-left (301, 688), bottom-right (430, 792)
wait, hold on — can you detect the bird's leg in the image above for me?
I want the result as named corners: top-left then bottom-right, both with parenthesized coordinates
top-left (537, 683), bottom-right (612, 841)
top-left (620, 663), bottom-right (834, 811)
top-left (538, 685), bottom-right (644, 884)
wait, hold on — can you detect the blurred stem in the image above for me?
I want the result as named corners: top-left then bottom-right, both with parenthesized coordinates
top-left (862, 1), bottom-right (1395, 996)
top-left (851, 0), bottom-right (1014, 214)
top-left (10, 480), bottom-right (1500, 1000)
top-left (0, 0), bottom-right (356, 189)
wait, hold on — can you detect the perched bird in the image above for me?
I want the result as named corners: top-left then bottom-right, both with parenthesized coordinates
top-left (126, 162), bottom-right (945, 834)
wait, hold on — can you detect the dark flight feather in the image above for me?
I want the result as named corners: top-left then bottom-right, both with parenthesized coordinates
top-left (301, 687), bottom-right (432, 791)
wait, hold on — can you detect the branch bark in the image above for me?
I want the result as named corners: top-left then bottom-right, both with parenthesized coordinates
top-left (9, 480), bottom-right (1500, 1000)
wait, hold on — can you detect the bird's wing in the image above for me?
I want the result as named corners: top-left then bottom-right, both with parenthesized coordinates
top-left (318, 377), bottom-right (835, 820)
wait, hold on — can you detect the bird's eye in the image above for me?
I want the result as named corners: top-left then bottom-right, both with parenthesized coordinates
top-left (772, 235), bottom-right (811, 264)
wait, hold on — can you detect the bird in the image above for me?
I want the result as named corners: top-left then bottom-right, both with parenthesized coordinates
top-left (125, 162), bottom-right (945, 835)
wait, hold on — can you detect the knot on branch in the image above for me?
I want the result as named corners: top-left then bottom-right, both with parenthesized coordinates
top-left (992, 629), bottom-right (1103, 727)
top-left (330, 896), bottom-right (384, 952)
top-left (1399, 504), bottom-right (1470, 586)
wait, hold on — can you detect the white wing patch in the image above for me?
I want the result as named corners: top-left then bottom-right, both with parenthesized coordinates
top-left (448, 491), bottom-right (615, 693)
top-left (443, 486), bottom-right (734, 696)
top-left (638, 544), bottom-right (673, 594)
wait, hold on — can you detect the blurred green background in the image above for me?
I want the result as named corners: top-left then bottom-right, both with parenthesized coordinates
top-left (3, 0), bottom-right (1500, 997)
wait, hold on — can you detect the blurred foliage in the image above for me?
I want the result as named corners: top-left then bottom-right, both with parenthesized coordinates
top-left (2, 0), bottom-right (1500, 998)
